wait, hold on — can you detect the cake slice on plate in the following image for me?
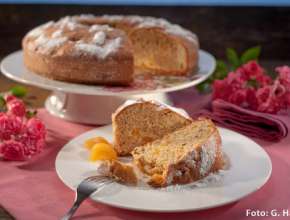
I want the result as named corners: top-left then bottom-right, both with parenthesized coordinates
top-left (132, 118), bottom-right (224, 187)
top-left (112, 99), bottom-right (192, 155)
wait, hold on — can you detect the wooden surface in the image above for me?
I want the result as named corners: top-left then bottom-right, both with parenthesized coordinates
top-left (1, 4), bottom-right (290, 219)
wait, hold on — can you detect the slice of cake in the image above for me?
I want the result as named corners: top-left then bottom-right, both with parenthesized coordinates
top-left (112, 99), bottom-right (192, 155)
top-left (131, 118), bottom-right (223, 187)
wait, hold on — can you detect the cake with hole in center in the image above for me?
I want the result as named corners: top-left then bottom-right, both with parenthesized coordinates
top-left (22, 14), bottom-right (199, 86)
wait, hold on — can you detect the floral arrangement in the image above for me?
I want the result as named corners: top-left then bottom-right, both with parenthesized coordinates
top-left (213, 61), bottom-right (290, 114)
top-left (197, 46), bottom-right (290, 114)
top-left (0, 87), bottom-right (46, 161)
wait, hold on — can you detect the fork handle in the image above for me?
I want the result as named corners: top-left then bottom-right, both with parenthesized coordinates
top-left (61, 198), bottom-right (84, 220)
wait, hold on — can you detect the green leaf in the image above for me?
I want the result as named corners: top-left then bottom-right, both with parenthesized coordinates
top-left (26, 110), bottom-right (38, 118)
top-left (10, 86), bottom-right (27, 98)
top-left (247, 79), bottom-right (259, 89)
top-left (214, 60), bottom-right (229, 79)
top-left (196, 81), bottom-right (211, 93)
top-left (0, 95), bottom-right (6, 112)
top-left (226, 48), bottom-right (240, 69)
top-left (216, 60), bottom-right (228, 71)
top-left (0, 95), bottom-right (5, 107)
top-left (240, 46), bottom-right (261, 64)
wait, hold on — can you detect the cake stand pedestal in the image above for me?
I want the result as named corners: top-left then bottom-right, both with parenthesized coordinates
top-left (1, 50), bottom-right (215, 125)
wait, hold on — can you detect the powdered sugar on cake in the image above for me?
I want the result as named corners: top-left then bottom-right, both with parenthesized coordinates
top-left (57, 16), bottom-right (85, 31)
top-left (200, 135), bottom-right (217, 176)
top-left (27, 21), bottom-right (53, 38)
top-left (25, 14), bottom-right (198, 60)
top-left (162, 169), bottom-right (228, 192)
top-left (29, 35), bottom-right (67, 53)
top-left (137, 17), bottom-right (198, 44)
top-left (101, 15), bottom-right (198, 44)
top-left (74, 37), bottom-right (121, 59)
top-left (89, 24), bottom-right (114, 33)
top-left (114, 99), bottom-right (191, 120)
top-left (51, 30), bottom-right (63, 38)
top-left (92, 31), bottom-right (106, 45)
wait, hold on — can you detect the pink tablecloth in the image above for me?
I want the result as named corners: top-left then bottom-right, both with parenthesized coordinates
top-left (1, 91), bottom-right (290, 220)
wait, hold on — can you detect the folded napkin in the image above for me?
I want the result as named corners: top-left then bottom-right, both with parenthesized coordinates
top-left (197, 99), bottom-right (288, 142)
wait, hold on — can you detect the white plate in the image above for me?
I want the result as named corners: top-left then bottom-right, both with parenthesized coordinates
top-left (55, 125), bottom-right (272, 212)
top-left (0, 50), bottom-right (215, 96)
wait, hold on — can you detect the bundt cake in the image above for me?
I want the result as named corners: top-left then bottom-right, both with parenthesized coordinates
top-left (94, 101), bottom-right (224, 188)
top-left (22, 14), bottom-right (199, 85)
top-left (132, 118), bottom-right (224, 187)
top-left (112, 99), bottom-right (192, 155)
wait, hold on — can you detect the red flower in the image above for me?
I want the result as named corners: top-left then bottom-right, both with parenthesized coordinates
top-left (0, 96), bottom-right (46, 161)
top-left (276, 66), bottom-right (290, 89)
top-left (6, 98), bottom-right (26, 117)
top-left (26, 118), bottom-right (46, 139)
top-left (0, 114), bottom-right (23, 140)
top-left (212, 61), bottom-right (290, 114)
top-left (0, 140), bottom-right (27, 161)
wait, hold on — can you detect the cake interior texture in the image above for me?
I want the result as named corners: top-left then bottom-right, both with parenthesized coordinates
top-left (132, 119), bottom-right (224, 187)
top-left (129, 28), bottom-right (188, 75)
top-left (112, 101), bottom-right (191, 155)
top-left (92, 19), bottom-right (192, 75)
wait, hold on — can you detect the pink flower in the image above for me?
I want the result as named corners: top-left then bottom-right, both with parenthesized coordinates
top-left (26, 118), bottom-right (46, 139)
top-left (246, 88), bottom-right (258, 110)
top-left (0, 140), bottom-right (27, 161)
top-left (5, 95), bottom-right (17, 103)
top-left (255, 80), bottom-right (287, 114)
top-left (212, 61), bottom-right (290, 114)
top-left (0, 114), bottom-right (23, 140)
top-left (238, 61), bottom-right (263, 79)
top-left (0, 95), bottom-right (47, 161)
top-left (212, 79), bottom-right (232, 101)
top-left (276, 66), bottom-right (290, 89)
top-left (228, 89), bottom-right (248, 107)
top-left (17, 133), bottom-right (45, 156)
top-left (6, 98), bottom-right (26, 117)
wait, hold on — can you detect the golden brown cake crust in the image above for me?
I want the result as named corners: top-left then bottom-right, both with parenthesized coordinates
top-left (22, 15), bottom-right (199, 85)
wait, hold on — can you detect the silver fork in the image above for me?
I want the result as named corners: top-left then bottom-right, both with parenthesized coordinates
top-left (61, 176), bottom-right (113, 220)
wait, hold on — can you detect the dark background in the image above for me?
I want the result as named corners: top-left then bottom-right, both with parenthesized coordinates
top-left (0, 5), bottom-right (290, 62)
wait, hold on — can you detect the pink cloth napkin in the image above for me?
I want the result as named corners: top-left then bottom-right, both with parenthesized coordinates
top-left (199, 99), bottom-right (288, 142)
top-left (169, 89), bottom-right (288, 141)
top-left (1, 107), bottom-right (290, 220)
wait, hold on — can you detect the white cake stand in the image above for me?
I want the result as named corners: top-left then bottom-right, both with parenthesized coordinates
top-left (1, 50), bottom-right (215, 124)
